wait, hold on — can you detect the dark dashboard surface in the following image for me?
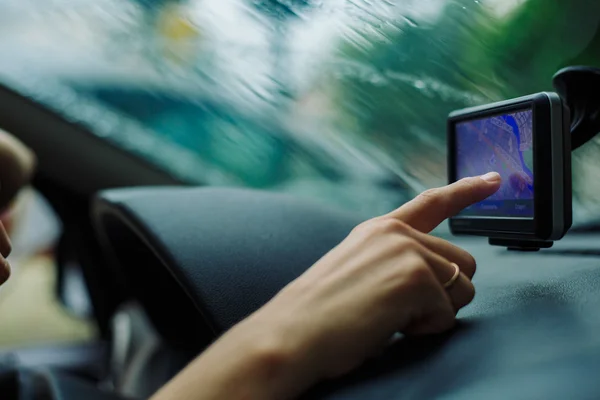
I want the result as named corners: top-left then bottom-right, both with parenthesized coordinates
top-left (306, 233), bottom-right (600, 400)
top-left (94, 187), bottom-right (600, 399)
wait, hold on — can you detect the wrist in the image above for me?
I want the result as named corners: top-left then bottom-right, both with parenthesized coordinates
top-left (223, 312), bottom-right (322, 399)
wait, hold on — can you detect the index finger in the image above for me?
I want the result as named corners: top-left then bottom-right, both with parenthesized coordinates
top-left (388, 173), bottom-right (502, 233)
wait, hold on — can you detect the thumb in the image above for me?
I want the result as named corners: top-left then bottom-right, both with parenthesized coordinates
top-left (388, 172), bottom-right (502, 233)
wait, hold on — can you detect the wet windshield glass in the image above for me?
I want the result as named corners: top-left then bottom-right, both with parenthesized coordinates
top-left (1, 0), bottom-right (599, 224)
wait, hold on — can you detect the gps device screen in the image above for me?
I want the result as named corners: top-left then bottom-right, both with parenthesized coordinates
top-left (455, 108), bottom-right (534, 218)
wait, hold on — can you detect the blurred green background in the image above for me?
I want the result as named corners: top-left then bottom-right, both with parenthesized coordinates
top-left (1, 0), bottom-right (600, 222)
top-left (328, 0), bottom-right (600, 216)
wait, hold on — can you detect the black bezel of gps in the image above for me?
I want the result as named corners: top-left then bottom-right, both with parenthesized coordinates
top-left (448, 92), bottom-right (571, 242)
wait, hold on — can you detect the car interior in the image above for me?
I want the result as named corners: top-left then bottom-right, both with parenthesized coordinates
top-left (2, 1), bottom-right (600, 399)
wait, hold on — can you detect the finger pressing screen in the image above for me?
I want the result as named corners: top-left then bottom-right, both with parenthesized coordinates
top-left (389, 173), bottom-right (501, 233)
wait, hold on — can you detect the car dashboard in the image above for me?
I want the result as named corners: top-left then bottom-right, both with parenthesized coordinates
top-left (304, 233), bottom-right (600, 399)
top-left (91, 187), bottom-right (600, 400)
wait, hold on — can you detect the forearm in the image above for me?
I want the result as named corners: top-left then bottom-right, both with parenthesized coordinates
top-left (150, 315), bottom-right (319, 400)
top-left (150, 175), bottom-right (492, 399)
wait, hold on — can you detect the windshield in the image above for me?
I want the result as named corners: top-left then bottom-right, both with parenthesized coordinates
top-left (1, 0), bottom-right (599, 224)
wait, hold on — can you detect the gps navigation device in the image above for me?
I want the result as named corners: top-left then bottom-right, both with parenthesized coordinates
top-left (448, 92), bottom-right (572, 250)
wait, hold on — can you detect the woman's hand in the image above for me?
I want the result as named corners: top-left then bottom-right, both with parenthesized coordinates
top-left (151, 173), bottom-right (501, 400)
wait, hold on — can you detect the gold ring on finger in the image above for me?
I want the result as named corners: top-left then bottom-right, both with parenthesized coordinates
top-left (443, 262), bottom-right (461, 290)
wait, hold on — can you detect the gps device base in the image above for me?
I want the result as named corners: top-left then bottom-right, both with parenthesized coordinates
top-left (488, 238), bottom-right (554, 252)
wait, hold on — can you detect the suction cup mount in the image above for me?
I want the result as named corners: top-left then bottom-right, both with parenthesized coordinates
top-left (553, 66), bottom-right (600, 150)
top-left (488, 238), bottom-right (553, 252)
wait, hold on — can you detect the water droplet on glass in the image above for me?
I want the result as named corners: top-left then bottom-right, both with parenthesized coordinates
top-left (0, 0), bottom-right (599, 224)
top-left (401, 16), bottom-right (418, 27)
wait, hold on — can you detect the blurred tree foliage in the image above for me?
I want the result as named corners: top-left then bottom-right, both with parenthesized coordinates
top-left (330, 0), bottom-right (600, 190)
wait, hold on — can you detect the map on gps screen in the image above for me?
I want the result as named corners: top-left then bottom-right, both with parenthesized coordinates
top-left (455, 109), bottom-right (534, 218)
